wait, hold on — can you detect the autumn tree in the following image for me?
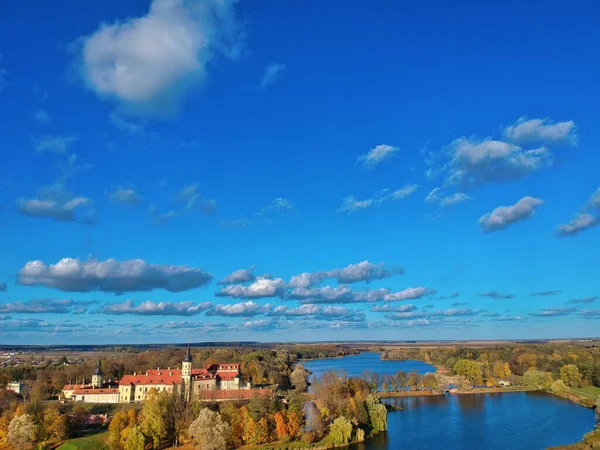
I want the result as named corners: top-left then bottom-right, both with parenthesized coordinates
top-left (188, 408), bottom-right (231, 450)
top-left (560, 365), bottom-right (582, 388)
top-left (492, 361), bottom-right (512, 379)
top-left (273, 411), bottom-right (288, 440)
top-left (286, 411), bottom-right (303, 439)
top-left (453, 359), bottom-right (483, 386)
top-left (421, 373), bottom-right (438, 390)
top-left (551, 380), bottom-right (567, 394)
top-left (7, 414), bottom-right (35, 450)
top-left (395, 371), bottom-right (407, 390)
top-left (290, 365), bottom-right (309, 392)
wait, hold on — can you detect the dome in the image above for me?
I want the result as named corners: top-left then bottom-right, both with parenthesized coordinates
top-left (93, 360), bottom-right (103, 376)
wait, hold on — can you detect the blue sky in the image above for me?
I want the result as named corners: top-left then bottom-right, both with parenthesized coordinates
top-left (0, 0), bottom-right (599, 344)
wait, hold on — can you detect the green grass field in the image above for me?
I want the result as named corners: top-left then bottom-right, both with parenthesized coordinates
top-left (568, 386), bottom-right (600, 401)
top-left (57, 431), bottom-right (109, 450)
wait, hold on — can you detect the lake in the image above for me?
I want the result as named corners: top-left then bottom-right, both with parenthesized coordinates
top-left (303, 352), bottom-right (597, 450)
top-left (303, 351), bottom-right (436, 385)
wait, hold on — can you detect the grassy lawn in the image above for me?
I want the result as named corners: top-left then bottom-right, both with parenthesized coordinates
top-left (568, 386), bottom-right (600, 401)
top-left (57, 431), bottom-right (109, 450)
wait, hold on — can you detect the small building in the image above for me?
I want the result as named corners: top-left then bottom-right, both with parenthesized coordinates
top-left (6, 381), bottom-right (25, 394)
top-left (498, 380), bottom-right (511, 387)
top-left (73, 387), bottom-right (120, 403)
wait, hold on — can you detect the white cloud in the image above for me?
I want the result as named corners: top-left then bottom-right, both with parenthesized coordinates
top-left (289, 260), bottom-right (403, 287)
top-left (110, 111), bottom-right (147, 135)
top-left (444, 137), bottom-right (551, 187)
top-left (426, 188), bottom-right (472, 208)
top-left (78, 0), bottom-right (240, 114)
top-left (0, 299), bottom-right (89, 314)
top-left (206, 300), bottom-right (270, 317)
top-left (288, 285), bottom-right (389, 304)
top-left (34, 135), bottom-right (77, 154)
top-left (256, 197), bottom-right (296, 216)
top-left (479, 196), bottom-right (543, 232)
top-left (357, 144), bottom-right (399, 170)
top-left (505, 117), bottom-right (577, 146)
top-left (99, 299), bottom-right (212, 315)
top-left (218, 267), bottom-right (256, 285)
top-left (556, 187), bottom-right (600, 237)
top-left (216, 276), bottom-right (286, 299)
top-left (261, 63), bottom-right (285, 87)
top-left (222, 197), bottom-right (296, 228)
top-left (18, 258), bottom-right (213, 293)
top-left (383, 286), bottom-right (435, 302)
top-left (109, 186), bottom-right (142, 205)
top-left (557, 213), bottom-right (599, 237)
top-left (338, 185), bottom-right (417, 214)
top-left (268, 304), bottom-right (322, 317)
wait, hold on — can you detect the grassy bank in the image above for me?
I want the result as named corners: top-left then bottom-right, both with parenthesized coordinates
top-left (57, 431), bottom-right (109, 450)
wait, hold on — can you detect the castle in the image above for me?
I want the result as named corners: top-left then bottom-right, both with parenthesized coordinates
top-left (62, 347), bottom-right (254, 404)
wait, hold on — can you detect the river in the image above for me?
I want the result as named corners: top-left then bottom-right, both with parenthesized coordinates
top-left (302, 352), bottom-right (596, 450)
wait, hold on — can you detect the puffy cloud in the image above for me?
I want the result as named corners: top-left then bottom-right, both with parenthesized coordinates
top-left (568, 296), bottom-right (597, 304)
top-left (161, 320), bottom-right (231, 332)
top-left (268, 304), bottom-right (322, 317)
top-left (34, 135), bottom-right (77, 154)
top-left (425, 188), bottom-right (471, 208)
top-left (172, 183), bottom-right (217, 215)
top-left (446, 138), bottom-right (551, 187)
top-left (357, 144), bottom-right (399, 170)
top-left (18, 258), bottom-right (213, 293)
top-left (531, 307), bottom-right (576, 317)
top-left (216, 276), bottom-right (286, 299)
top-left (504, 117), bottom-right (577, 146)
top-left (109, 186), bottom-right (142, 205)
top-left (530, 290), bottom-right (561, 296)
top-left (557, 213), bottom-right (599, 237)
top-left (288, 261), bottom-right (403, 290)
top-left (218, 267), bottom-right (256, 285)
top-left (0, 282), bottom-right (6, 292)
top-left (371, 304), bottom-right (417, 312)
top-left (383, 287), bottom-right (435, 302)
top-left (99, 299), bottom-right (213, 315)
top-left (288, 285), bottom-right (389, 304)
top-left (78, 0), bottom-right (240, 114)
top-left (479, 196), bottom-right (543, 232)
top-left (0, 298), bottom-right (90, 314)
top-left (261, 63), bottom-right (285, 88)
top-left (478, 291), bottom-right (515, 300)
top-left (206, 301), bottom-right (271, 317)
top-left (327, 260), bottom-right (403, 284)
top-left (338, 185), bottom-right (418, 214)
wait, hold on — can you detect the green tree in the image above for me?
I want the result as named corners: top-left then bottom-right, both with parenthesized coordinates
top-left (523, 369), bottom-right (553, 390)
top-left (328, 416), bottom-right (352, 446)
top-left (551, 380), bottom-right (567, 394)
top-left (421, 373), bottom-right (438, 390)
top-left (560, 364), bottom-right (582, 388)
top-left (366, 394), bottom-right (387, 432)
top-left (453, 359), bottom-right (483, 386)
top-left (188, 408), bottom-right (231, 450)
top-left (141, 390), bottom-right (169, 449)
top-left (124, 426), bottom-right (145, 450)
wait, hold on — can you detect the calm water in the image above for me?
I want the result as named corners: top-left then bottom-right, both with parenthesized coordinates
top-left (303, 351), bottom-right (436, 385)
top-left (303, 352), bottom-right (597, 450)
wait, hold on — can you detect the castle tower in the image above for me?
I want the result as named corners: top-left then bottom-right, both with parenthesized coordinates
top-left (182, 344), bottom-right (192, 401)
top-left (92, 360), bottom-right (103, 388)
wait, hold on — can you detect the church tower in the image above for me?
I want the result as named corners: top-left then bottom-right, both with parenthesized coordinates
top-left (182, 345), bottom-right (192, 401)
top-left (91, 360), bottom-right (103, 388)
